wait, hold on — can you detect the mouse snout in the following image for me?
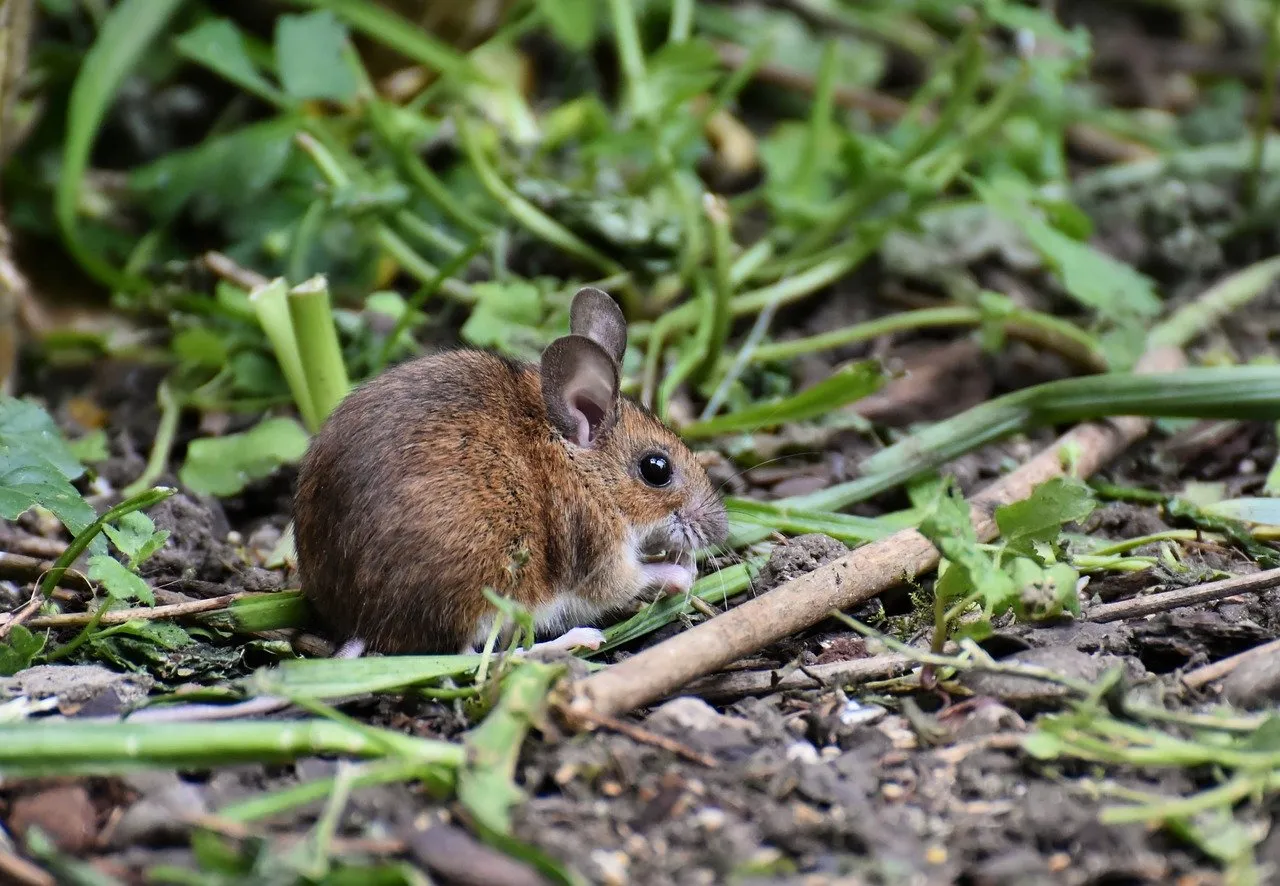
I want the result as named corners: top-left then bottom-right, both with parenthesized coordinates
top-left (680, 494), bottom-right (729, 549)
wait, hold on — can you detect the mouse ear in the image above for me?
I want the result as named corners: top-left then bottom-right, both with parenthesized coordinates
top-left (541, 334), bottom-right (620, 447)
top-left (569, 287), bottom-right (627, 365)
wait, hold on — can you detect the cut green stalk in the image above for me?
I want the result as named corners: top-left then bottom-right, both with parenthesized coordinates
top-left (0, 719), bottom-right (463, 776)
top-left (251, 277), bottom-right (319, 431)
top-left (288, 275), bottom-right (351, 426)
top-left (680, 360), bottom-right (883, 440)
top-left (39, 486), bottom-right (175, 598)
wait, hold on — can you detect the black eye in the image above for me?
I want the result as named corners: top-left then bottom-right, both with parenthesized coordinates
top-left (639, 452), bottom-right (673, 487)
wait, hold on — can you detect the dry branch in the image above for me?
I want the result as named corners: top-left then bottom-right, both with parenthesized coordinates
top-left (23, 592), bottom-right (254, 629)
top-left (1086, 567), bottom-right (1280, 623)
top-left (572, 346), bottom-right (1186, 718)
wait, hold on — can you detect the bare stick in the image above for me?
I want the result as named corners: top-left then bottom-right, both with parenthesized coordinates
top-left (1182, 636), bottom-right (1280, 690)
top-left (203, 251), bottom-right (269, 290)
top-left (572, 347), bottom-right (1185, 717)
top-left (682, 653), bottom-right (912, 702)
top-left (1086, 567), bottom-right (1280, 623)
top-left (23, 592), bottom-right (255, 629)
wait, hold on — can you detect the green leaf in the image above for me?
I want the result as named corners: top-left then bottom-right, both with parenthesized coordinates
top-left (174, 18), bottom-right (285, 105)
top-left (95, 620), bottom-right (192, 650)
top-left (680, 361), bottom-right (884, 439)
top-left (974, 178), bottom-right (1161, 324)
top-left (0, 422), bottom-right (102, 554)
top-left (635, 39), bottom-right (721, 121)
top-left (178, 417), bottom-right (310, 498)
top-left (460, 281), bottom-right (545, 358)
top-left (996, 476), bottom-right (1096, 550)
top-left (131, 118), bottom-right (299, 223)
top-left (0, 626), bottom-right (46, 677)
top-left (103, 511), bottom-right (169, 569)
top-left (275, 11), bottom-right (358, 103)
top-left (88, 554), bottom-right (154, 605)
top-left (66, 430), bottom-right (109, 465)
top-left (57, 0), bottom-right (186, 288)
top-left (0, 397), bottom-right (87, 481)
top-left (535, 0), bottom-right (597, 50)
top-left (172, 327), bottom-right (231, 369)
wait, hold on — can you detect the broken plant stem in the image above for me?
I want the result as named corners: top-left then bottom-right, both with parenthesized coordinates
top-left (1182, 636), bottom-right (1280, 690)
top-left (573, 348), bottom-right (1182, 717)
top-left (251, 277), bottom-right (318, 431)
top-left (288, 274), bottom-right (351, 425)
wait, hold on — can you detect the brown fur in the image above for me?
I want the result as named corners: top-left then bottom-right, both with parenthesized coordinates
top-left (294, 349), bottom-right (727, 654)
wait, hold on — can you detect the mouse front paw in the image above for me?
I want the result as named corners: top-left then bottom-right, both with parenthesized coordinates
top-left (534, 626), bottom-right (607, 654)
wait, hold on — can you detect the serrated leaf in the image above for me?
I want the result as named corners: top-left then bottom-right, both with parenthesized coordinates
top-left (996, 476), bottom-right (1096, 551)
top-left (275, 11), bottom-right (358, 103)
top-left (103, 511), bottom-right (156, 561)
top-left (536, 0), bottom-right (597, 50)
top-left (174, 18), bottom-right (284, 105)
top-left (103, 511), bottom-right (169, 569)
top-left (0, 626), bottom-right (45, 676)
top-left (88, 554), bottom-right (155, 605)
top-left (178, 417), bottom-right (310, 498)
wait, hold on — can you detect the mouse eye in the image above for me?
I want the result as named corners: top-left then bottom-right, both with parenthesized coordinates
top-left (638, 452), bottom-right (673, 488)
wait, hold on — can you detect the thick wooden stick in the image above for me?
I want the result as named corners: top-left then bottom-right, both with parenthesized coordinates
top-left (573, 347), bottom-right (1186, 718)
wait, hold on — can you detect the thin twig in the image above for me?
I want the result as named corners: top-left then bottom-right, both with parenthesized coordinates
top-left (572, 347), bottom-right (1185, 717)
top-left (558, 704), bottom-right (719, 768)
top-left (203, 251), bottom-right (269, 290)
top-left (1182, 636), bottom-right (1280, 690)
top-left (0, 552), bottom-right (91, 591)
top-left (24, 592), bottom-right (255, 629)
top-left (0, 590), bottom-right (44, 640)
top-left (682, 653), bottom-right (911, 702)
top-left (1086, 567), bottom-right (1280, 623)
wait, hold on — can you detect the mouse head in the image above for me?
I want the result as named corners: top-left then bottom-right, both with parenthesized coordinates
top-left (540, 287), bottom-right (728, 594)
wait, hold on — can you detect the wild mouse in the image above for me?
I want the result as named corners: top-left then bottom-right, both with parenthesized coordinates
top-left (293, 286), bottom-right (729, 655)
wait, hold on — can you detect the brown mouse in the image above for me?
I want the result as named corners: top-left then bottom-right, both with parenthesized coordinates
top-left (292, 286), bottom-right (728, 655)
